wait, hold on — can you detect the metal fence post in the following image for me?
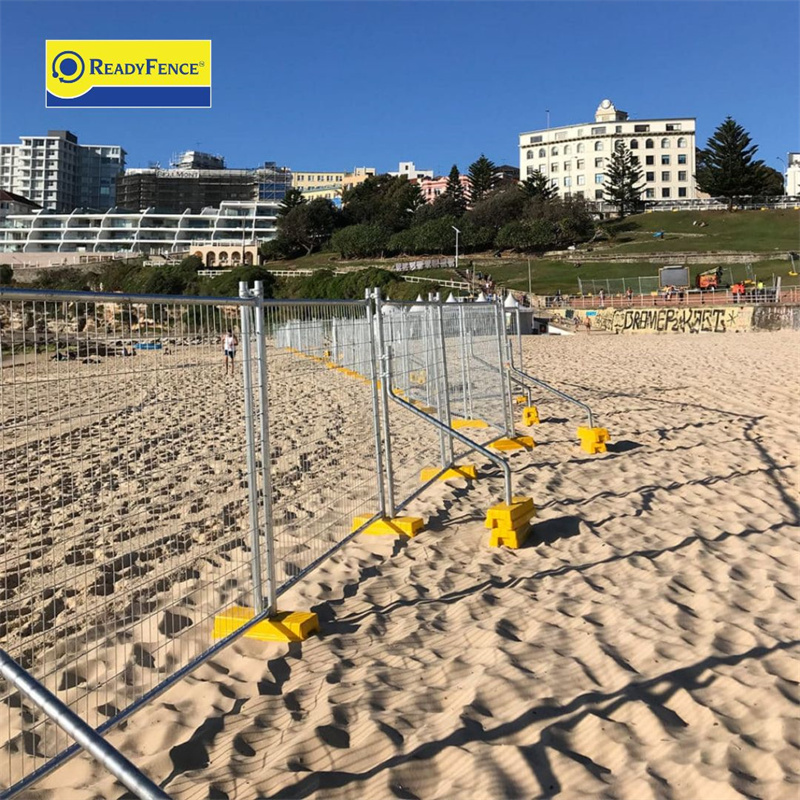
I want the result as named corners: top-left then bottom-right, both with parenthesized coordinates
top-left (428, 294), bottom-right (448, 468)
top-left (371, 288), bottom-right (395, 517)
top-left (252, 281), bottom-right (277, 616)
top-left (457, 304), bottom-right (469, 418)
top-left (495, 301), bottom-right (515, 438)
top-left (435, 299), bottom-right (454, 465)
top-left (239, 281), bottom-right (264, 615)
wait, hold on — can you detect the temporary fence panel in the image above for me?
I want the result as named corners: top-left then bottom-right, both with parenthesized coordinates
top-left (578, 276), bottom-right (660, 296)
top-left (0, 288), bottom-right (267, 796)
top-left (263, 299), bottom-right (383, 586)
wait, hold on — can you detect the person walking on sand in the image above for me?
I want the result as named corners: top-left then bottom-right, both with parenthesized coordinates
top-left (223, 330), bottom-right (238, 376)
top-left (584, 316), bottom-right (592, 334)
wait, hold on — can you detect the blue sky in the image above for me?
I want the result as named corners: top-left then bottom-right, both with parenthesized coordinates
top-left (1, 1), bottom-right (797, 175)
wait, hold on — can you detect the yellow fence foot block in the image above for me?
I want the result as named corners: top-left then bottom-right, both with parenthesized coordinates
top-left (489, 435), bottom-right (535, 452)
top-left (452, 419), bottom-right (489, 429)
top-left (522, 406), bottom-right (540, 426)
top-left (213, 606), bottom-right (320, 642)
top-left (411, 401), bottom-right (436, 414)
top-left (485, 496), bottom-right (536, 549)
top-left (420, 464), bottom-right (478, 482)
top-left (352, 515), bottom-right (424, 537)
top-left (577, 426), bottom-right (610, 454)
top-left (513, 395), bottom-right (527, 405)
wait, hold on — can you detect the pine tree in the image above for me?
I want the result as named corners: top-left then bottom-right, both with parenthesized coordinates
top-left (439, 164), bottom-right (467, 217)
top-left (278, 188), bottom-right (306, 217)
top-left (603, 143), bottom-right (645, 218)
top-left (520, 170), bottom-right (556, 201)
top-left (695, 117), bottom-right (765, 210)
top-left (467, 154), bottom-right (496, 204)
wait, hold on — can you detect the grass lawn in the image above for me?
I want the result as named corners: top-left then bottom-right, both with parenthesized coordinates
top-left (602, 209), bottom-right (800, 253)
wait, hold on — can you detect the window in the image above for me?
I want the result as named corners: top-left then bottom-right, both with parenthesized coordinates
top-left (538, 148), bottom-right (546, 158)
top-left (661, 171), bottom-right (670, 181)
top-left (645, 139), bottom-right (654, 149)
top-left (662, 188), bottom-right (671, 198)
top-left (564, 177), bottom-right (572, 187)
top-left (527, 150), bottom-right (534, 160)
top-left (666, 123), bottom-right (682, 132)
top-left (632, 156), bottom-right (640, 165)
top-left (539, 164), bottom-right (546, 173)
top-left (661, 138), bottom-right (670, 148)
top-left (530, 135), bottom-right (543, 144)
top-left (526, 166), bottom-right (535, 177)
top-left (634, 124), bottom-right (650, 133)
top-left (595, 157), bottom-right (604, 167)
top-left (577, 159), bottom-right (585, 169)
top-left (661, 155), bottom-right (670, 165)
top-left (678, 154), bottom-right (687, 165)
top-left (678, 171), bottom-right (687, 181)
top-left (577, 175), bottom-right (585, 185)
top-left (594, 141), bottom-right (604, 151)
top-left (646, 155), bottom-right (654, 165)
top-left (615, 125), bottom-right (623, 133)
top-left (564, 144), bottom-right (571, 155)
top-left (615, 140), bottom-right (625, 152)
top-left (645, 188), bottom-right (655, 198)
top-left (551, 146), bottom-right (559, 155)
top-left (555, 132), bottom-right (567, 141)
top-left (678, 187), bottom-right (687, 197)
top-left (595, 189), bottom-right (604, 199)
top-left (550, 179), bottom-right (558, 188)
top-left (576, 191), bottom-right (584, 198)
top-left (646, 171), bottom-right (655, 181)
top-left (564, 162), bottom-right (571, 170)
top-left (595, 173), bottom-right (604, 184)
top-left (677, 137), bottom-right (687, 148)
top-left (551, 163), bottom-right (559, 172)
top-left (591, 126), bottom-right (606, 135)
top-left (577, 143), bottom-right (585, 153)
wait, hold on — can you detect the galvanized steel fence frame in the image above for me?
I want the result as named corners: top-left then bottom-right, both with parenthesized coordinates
top-left (0, 284), bottom-right (518, 796)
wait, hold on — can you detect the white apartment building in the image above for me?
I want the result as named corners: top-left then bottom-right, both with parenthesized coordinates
top-left (0, 130), bottom-right (126, 212)
top-left (0, 200), bottom-right (280, 254)
top-left (519, 99), bottom-right (697, 202)
top-left (389, 161), bottom-right (434, 181)
top-left (785, 153), bottom-right (800, 196)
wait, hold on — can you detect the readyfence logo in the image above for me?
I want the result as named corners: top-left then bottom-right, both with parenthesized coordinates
top-left (46, 40), bottom-right (211, 108)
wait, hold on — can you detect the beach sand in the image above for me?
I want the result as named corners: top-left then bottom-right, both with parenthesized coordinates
top-left (9, 329), bottom-right (800, 800)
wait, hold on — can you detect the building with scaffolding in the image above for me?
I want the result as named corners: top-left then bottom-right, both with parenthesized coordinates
top-left (116, 152), bottom-right (291, 213)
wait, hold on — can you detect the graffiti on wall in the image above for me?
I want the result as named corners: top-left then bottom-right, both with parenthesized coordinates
top-left (576, 306), bottom-right (752, 334)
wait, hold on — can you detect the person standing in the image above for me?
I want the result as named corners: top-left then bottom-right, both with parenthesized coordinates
top-left (223, 330), bottom-right (238, 376)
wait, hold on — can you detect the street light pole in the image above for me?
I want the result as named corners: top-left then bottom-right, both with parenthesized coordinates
top-left (452, 225), bottom-right (461, 275)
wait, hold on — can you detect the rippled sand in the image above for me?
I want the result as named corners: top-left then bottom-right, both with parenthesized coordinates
top-left (30, 330), bottom-right (800, 800)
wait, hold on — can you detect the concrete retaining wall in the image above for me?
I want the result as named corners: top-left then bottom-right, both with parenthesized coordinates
top-left (556, 304), bottom-right (800, 334)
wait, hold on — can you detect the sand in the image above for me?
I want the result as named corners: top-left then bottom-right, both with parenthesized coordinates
top-left (6, 329), bottom-right (800, 800)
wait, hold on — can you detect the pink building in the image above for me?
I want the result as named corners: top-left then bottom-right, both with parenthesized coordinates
top-left (418, 174), bottom-right (472, 205)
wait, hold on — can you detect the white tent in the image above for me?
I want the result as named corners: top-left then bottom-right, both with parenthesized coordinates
top-left (445, 292), bottom-right (458, 303)
top-left (504, 293), bottom-right (520, 308)
top-left (476, 291), bottom-right (488, 303)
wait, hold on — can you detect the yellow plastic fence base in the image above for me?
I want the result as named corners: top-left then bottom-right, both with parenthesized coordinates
top-left (352, 515), bottom-right (424, 537)
top-left (514, 395), bottom-right (528, 405)
top-left (522, 406), bottom-right (540, 426)
top-left (213, 606), bottom-right (320, 642)
top-left (410, 370), bottom-right (427, 386)
top-left (411, 401), bottom-right (436, 414)
top-left (452, 419), bottom-right (489, 430)
top-left (485, 496), bottom-right (537, 549)
top-left (577, 426), bottom-right (610, 454)
top-left (489, 435), bottom-right (535, 452)
top-left (420, 464), bottom-right (478, 482)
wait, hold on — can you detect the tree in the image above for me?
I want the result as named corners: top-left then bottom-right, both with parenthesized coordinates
top-left (278, 188), bottom-right (306, 217)
top-left (278, 198), bottom-right (340, 256)
top-left (603, 142), bottom-right (645, 217)
top-left (341, 174), bottom-right (424, 232)
top-left (695, 117), bottom-right (766, 210)
top-left (520, 170), bottom-right (556, 201)
top-left (467, 154), bottom-right (496, 205)
top-left (330, 224), bottom-right (391, 258)
top-left (431, 165), bottom-right (467, 218)
top-left (467, 184), bottom-right (526, 232)
top-left (756, 165), bottom-right (785, 196)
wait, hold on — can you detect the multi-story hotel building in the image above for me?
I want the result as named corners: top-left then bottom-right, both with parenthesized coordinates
top-left (293, 167), bottom-right (376, 203)
top-left (0, 130), bottom-right (126, 212)
top-left (785, 153), bottom-right (800, 196)
top-left (0, 200), bottom-right (280, 255)
top-left (519, 99), bottom-right (697, 202)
